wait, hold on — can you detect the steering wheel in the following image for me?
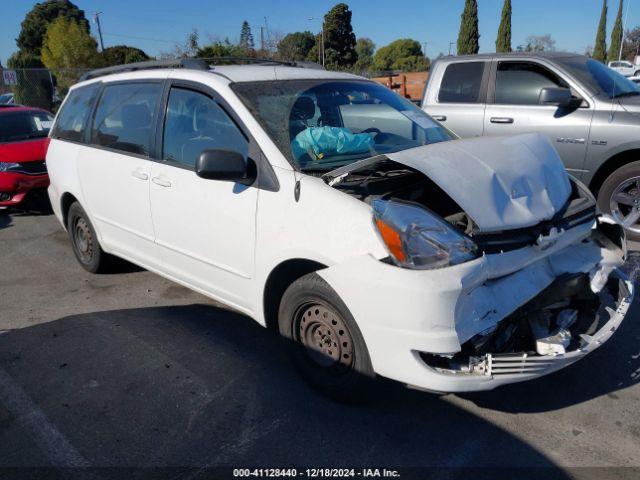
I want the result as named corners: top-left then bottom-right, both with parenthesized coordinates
top-left (361, 127), bottom-right (381, 136)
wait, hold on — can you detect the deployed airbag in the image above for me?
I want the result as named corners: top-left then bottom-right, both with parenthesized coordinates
top-left (291, 126), bottom-right (375, 162)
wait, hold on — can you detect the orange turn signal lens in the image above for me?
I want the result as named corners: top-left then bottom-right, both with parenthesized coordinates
top-left (375, 218), bottom-right (406, 263)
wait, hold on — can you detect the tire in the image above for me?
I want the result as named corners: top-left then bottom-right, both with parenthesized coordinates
top-left (278, 273), bottom-right (376, 403)
top-left (634, 70), bottom-right (640, 77)
top-left (597, 161), bottom-right (640, 242)
top-left (66, 202), bottom-right (110, 273)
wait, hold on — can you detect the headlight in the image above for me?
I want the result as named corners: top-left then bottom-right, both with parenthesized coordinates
top-left (372, 199), bottom-right (478, 270)
top-left (0, 162), bottom-right (21, 172)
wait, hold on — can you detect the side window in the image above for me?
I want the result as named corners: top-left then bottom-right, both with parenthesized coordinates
top-left (52, 83), bottom-right (100, 142)
top-left (91, 82), bottom-right (161, 156)
top-left (162, 87), bottom-right (248, 169)
top-left (495, 62), bottom-right (569, 105)
top-left (438, 62), bottom-right (486, 103)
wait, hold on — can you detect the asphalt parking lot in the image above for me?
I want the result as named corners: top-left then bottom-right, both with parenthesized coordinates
top-left (1, 210), bottom-right (639, 479)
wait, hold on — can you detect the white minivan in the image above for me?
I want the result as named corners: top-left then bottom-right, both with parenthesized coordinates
top-left (47, 59), bottom-right (633, 401)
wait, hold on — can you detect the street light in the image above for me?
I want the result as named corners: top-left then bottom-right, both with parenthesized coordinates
top-left (308, 17), bottom-right (325, 67)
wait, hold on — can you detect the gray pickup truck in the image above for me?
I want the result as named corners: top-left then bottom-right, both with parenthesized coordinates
top-left (422, 52), bottom-right (640, 239)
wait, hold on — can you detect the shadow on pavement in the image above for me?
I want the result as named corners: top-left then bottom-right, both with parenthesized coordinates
top-left (0, 304), bottom-right (572, 477)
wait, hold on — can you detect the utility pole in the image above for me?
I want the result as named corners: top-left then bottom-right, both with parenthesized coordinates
top-left (308, 17), bottom-right (325, 67)
top-left (618, 0), bottom-right (632, 62)
top-left (448, 42), bottom-right (455, 55)
top-left (260, 26), bottom-right (264, 52)
top-left (93, 12), bottom-right (105, 52)
top-left (422, 41), bottom-right (428, 59)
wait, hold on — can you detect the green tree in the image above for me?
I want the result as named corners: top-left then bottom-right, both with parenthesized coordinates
top-left (593, 0), bottom-right (608, 62)
top-left (353, 37), bottom-right (375, 73)
top-left (495, 0), bottom-right (512, 53)
top-left (372, 39), bottom-right (428, 72)
top-left (100, 45), bottom-right (150, 66)
top-left (622, 25), bottom-right (640, 60)
top-left (7, 50), bottom-right (53, 110)
top-left (196, 40), bottom-right (246, 61)
top-left (321, 3), bottom-right (358, 68)
top-left (609, 0), bottom-right (624, 61)
top-left (17, 0), bottom-right (89, 56)
top-left (277, 31), bottom-right (316, 61)
top-left (457, 0), bottom-right (480, 55)
top-left (41, 17), bottom-right (100, 94)
top-left (239, 21), bottom-right (255, 53)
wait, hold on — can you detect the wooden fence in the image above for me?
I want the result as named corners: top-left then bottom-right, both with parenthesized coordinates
top-left (371, 71), bottom-right (429, 103)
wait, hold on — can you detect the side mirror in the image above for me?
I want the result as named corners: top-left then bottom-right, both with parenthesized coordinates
top-left (538, 87), bottom-right (575, 107)
top-left (195, 149), bottom-right (255, 185)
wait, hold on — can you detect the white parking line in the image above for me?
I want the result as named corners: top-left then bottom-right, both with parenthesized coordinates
top-left (0, 367), bottom-right (90, 467)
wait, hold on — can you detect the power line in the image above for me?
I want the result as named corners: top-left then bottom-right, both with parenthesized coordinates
top-left (101, 32), bottom-right (183, 44)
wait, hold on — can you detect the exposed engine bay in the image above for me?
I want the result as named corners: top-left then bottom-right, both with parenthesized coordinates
top-left (323, 156), bottom-right (597, 255)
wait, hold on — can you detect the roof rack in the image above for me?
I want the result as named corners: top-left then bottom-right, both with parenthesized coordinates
top-left (80, 56), bottom-right (324, 81)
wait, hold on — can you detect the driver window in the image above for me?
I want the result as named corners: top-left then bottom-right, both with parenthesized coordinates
top-left (495, 62), bottom-right (570, 105)
top-left (162, 87), bottom-right (248, 169)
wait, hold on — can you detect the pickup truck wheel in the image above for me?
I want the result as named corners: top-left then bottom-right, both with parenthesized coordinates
top-left (67, 202), bottom-right (110, 273)
top-left (597, 161), bottom-right (640, 241)
top-left (278, 273), bottom-right (375, 403)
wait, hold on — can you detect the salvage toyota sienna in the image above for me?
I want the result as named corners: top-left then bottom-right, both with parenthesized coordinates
top-left (46, 59), bottom-right (634, 401)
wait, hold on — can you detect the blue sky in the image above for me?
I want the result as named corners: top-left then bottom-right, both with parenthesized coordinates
top-left (2, 0), bottom-right (640, 65)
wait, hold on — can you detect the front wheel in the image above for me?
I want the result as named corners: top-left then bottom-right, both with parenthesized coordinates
top-left (278, 273), bottom-right (375, 403)
top-left (597, 161), bottom-right (640, 242)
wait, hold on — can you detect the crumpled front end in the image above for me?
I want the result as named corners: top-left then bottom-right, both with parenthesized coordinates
top-left (318, 217), bottom-right (634, 393)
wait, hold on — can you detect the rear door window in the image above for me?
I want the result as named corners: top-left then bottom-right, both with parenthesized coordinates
top-left (438, 62), bottom-right (486, 103)
top-left (52, 83), bottom-right (100, 142)
top-left (91, 82), bottom-right (162, 156)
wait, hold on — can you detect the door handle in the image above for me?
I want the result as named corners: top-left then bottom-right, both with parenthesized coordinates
top-left (490, 117), bottom-right (514, 124)
top-left (131, 169), bottom-right (148, 180)
top-left (152, 177), bottom-right (172, 187)
top-left (432, 115), bottom-right (447, 121)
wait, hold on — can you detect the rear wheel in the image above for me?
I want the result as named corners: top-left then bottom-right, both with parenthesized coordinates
top-left (278, 273), bottom-right (375, 403)
top-left (597, 161), bottom-right (640, 242)
top-left (66, 202), bottom-right (110, 273)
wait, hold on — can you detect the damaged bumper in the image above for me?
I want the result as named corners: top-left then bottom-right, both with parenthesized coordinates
top-left (318, 218), bottom-right (634, 393)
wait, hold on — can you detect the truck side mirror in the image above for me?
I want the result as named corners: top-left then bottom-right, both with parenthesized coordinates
top-left (538, 87), bottom-right (574, 108)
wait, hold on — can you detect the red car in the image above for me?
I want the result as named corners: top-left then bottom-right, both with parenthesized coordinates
top-left (0, 105), bottom-right (54, 208)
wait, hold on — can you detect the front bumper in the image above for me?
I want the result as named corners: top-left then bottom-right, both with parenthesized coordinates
top-left (319, 219), bottom-right (634, 392)
top-left (0, 172), bottom-right (49, 207)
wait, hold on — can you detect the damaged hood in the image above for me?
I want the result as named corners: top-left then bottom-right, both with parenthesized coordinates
top-left (385, 133), bottom-right (571, 232)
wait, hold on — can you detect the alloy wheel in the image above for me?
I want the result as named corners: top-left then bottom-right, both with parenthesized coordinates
top-left (609, 176), bottom-right (640, 234)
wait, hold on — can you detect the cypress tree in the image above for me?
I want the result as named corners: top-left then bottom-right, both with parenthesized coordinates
top-left (239, 21), bottom-right (254, 52)
top-left (495, 0), bottom-right (512, 52)
top-left (457, 0), bottom-right (480, 55)
top-left (593, 0), bottom-right (608, 62)
top-left (609, 0), bottom-right (623, 60)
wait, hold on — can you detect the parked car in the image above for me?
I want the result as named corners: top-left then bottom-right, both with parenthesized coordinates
top-left (46, 59), bottom-right (633, 400)
top-left (422, 52), bottom-right (640, 240)
top-left (0, 93), bottom-right (15, 105)
top-left (0, 105), bottom-right (53, 208)
top-left (607, 60), bottom-right (639, 77)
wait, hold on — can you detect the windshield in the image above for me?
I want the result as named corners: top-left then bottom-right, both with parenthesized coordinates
top-left (231, 80), bottom-right (455, 171)
top-left (0, 111), bottom-right (54, 143)
top-left (558, 57), bottom-right (639, 99)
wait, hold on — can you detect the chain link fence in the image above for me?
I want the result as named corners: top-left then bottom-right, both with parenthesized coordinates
top-left (0, 68), bottom-right (92, 112)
